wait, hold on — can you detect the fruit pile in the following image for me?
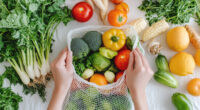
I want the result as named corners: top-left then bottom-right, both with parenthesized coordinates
top-left (153, 25), bottom-right (200, 97)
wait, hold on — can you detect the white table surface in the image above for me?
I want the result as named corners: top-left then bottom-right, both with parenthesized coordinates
top-left (1, 0), bottom-right (200, 110)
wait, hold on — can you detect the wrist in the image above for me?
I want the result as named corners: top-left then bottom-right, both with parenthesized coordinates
top-left (54, 81), bottom-right (72, 95)
top-left (129, 86), bottom-right (145, 96)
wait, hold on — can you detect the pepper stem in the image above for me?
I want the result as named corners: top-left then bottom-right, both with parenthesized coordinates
top-left (111, 36), bottom-right (119, 42)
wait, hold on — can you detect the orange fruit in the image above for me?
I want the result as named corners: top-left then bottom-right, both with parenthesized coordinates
top-left (187, 78), bottom-right (200, 96)
top-left (194, 49), bottom-right (200, 66)
top-left (115, 71), bottom-right (124, 82)
top-left (169, 52), bottom-right (195, 76)
top-left (167, 26), bottom-right (190, 52)
top-left (115, 2), bottom-right (129, 14)
top-left (90, 74), bottom-right (108, 86)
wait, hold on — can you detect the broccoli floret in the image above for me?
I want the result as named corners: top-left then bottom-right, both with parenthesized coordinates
top-left (82, 31), bottom-right (102, 52)
top-left (71, 38), bottom-right (90, 60)
top-left (109, 95), bottom-right (131, 110)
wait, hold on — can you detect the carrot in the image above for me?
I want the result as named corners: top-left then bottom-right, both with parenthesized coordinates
top-left (185, 25), bottom-right (200, 49)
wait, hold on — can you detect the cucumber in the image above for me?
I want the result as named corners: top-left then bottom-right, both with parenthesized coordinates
top-left (154, 70), bottom-right (178, 88)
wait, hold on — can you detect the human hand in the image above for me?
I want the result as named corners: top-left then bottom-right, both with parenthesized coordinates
top-left (51, 48), bottom-right (73, 90)
top-left (126, 48), bottom-right (154, 91)
top-left (48, 48), bottom-right (73, 110)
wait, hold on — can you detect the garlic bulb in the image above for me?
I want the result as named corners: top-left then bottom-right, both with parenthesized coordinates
top-left (148, 41), bottom-right (162, 55)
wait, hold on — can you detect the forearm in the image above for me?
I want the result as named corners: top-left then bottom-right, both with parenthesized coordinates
top-left (48, 81), bottom-right (72, 110)
top-left (129, 88), bottom-right (149, 110)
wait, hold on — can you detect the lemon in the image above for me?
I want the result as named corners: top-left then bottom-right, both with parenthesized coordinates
top-left (167, 26), bottom-right (190, 52)
top-left (169, 52), bottom-right (195, 76)
top-left (194, 49), bottom-right (200, 66)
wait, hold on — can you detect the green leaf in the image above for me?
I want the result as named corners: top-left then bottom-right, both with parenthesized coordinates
top-left (2, 67), bottom-right (23, 85)
top-left (0, 36), bottom-right (4, 50)
top-left (0, 11), bottom-right (29, 28)
top-left (0, 75), bottom-right (3, 87)
top-left (0, 87), bottom-right (22, 110)
top-left (29, 3), bottom-right (39, 12)
top-left (139, 0), bottom-right (198, 25)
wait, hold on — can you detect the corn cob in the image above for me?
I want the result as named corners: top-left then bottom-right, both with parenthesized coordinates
top-left (129, 18), bottom-right (147, 34)
top-left (142, 19), bottom-right (169, 42)
top-left (185, 25), bottom-right (200, 49)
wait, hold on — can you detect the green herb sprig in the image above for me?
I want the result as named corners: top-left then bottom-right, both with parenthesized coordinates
top-left (139, 0), bottom-right (199, 25)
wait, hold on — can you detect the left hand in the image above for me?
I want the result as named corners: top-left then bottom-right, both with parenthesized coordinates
top-left (126, 48), bottom-right (154, 91)
top-left (51, 48), bottom-right (74, 89)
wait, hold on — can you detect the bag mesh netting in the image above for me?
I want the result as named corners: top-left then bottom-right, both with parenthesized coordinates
top-left (64, 26), bottom-right (143, 110)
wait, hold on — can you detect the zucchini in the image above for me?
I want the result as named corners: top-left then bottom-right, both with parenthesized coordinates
top-left (154, 70), bottom-right (178, 88)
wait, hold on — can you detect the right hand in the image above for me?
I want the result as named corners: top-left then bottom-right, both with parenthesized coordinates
top-left (126, 48), bottom-right (154, 91)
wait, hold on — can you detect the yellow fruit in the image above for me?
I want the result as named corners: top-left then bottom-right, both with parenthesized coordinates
top-left (194, 49), bottom-right (200, 66)
top-left (169, 52), bottom-right (195, 76)
top-left (167, 26), bottom-right (190, 52)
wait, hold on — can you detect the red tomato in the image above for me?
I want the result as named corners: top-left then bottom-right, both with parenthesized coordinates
top-left (111, 0), bottom-right (124, 4)
top-left (72, 2), bottom-right (93, 22)
top-left (115, 71), bottom-right (124, 82)
top-left (115, 49), bottom-right (131, 70)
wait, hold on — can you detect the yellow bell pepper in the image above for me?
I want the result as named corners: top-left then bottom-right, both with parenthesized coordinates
top-left (102, 29), bottom-right (126, 51)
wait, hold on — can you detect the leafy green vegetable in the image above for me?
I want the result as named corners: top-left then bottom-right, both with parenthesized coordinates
top-left (0, 66), bottom-right (47, 102)
top-left (0, 87), bottom-right (22, 110)
top-left (139, 0), bottom-right (199, 25)
top-left (73, 57), bottom-right (94, 76)
top-left (195, 0), bottom-right (200, 25)
top-left (0, 0), bottom-right (73, 101)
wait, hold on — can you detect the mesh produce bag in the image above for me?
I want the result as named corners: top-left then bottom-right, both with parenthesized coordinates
top-left (64, 26), bottom-right (143, 110)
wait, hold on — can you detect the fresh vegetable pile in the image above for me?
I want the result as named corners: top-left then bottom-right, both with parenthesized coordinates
top-left (0, 0), bottom-right (73, 101)
top-left (66, 87), bottom-right (131, 110)
top-left (139, 0), bottom-right (200, 25)
top-left (71, 28), bottom-right (135, 85)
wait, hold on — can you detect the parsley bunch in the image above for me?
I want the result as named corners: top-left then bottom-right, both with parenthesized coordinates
top-left (0, 87), bottom-right (22, 110)
top-left (139, 0), bottom-right (199, 25)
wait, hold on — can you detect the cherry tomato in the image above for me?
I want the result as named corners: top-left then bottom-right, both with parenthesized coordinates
top-left (115, 71), bottom-right (124, 82)
top-left (72, 2), bottom-right (93, 22)
top-left (115, 2), bottom-right (129, 14)
top-left (187, 78), bottom-right (200, 96)
top-left (108, 10), bottom-right (127, 27)
top-left (115, 49), bottom-right (131, 70)
top-left (111, 0), bottom-right (123, 4)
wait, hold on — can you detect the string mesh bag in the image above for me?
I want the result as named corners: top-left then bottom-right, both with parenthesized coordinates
top-left (64, 26), bottom-right (143, 110)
